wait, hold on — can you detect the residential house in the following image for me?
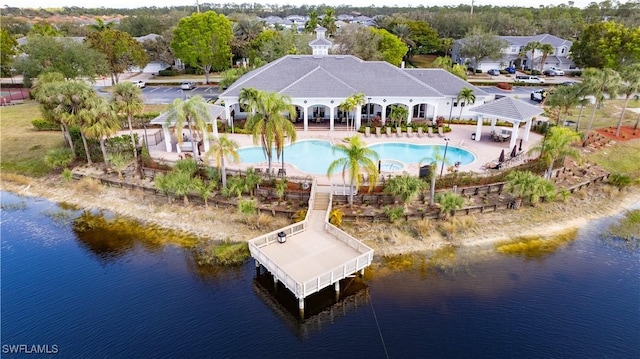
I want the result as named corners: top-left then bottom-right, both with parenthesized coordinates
top-left (452, 34), bottom-right (575, 73)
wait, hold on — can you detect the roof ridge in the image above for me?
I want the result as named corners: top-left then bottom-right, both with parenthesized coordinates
top-left (394, 65), bottom-right (445, 96)
top-left (279, 65), bottom-right (358, 94)
top-left (223, 56), bottom-right (288, 94)
top-left (279, 66), bottom-right (324, 93)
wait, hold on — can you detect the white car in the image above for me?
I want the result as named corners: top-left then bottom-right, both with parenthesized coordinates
top-left (514, 75), bottom-right (545, 84)
top-left (544, 67), bottom-right (565, 76)
top-left (180, 81), bottom-right (196, 90)
top-left (130, 80), bottom-right (146, 88)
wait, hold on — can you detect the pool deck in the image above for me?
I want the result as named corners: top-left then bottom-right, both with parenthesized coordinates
top-left (142, 123), bottom-right (545, 185)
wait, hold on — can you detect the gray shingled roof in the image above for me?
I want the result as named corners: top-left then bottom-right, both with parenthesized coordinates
top-left (501, 34), bottom-right (572, 48)
top-left (403, 69), bottom-right (490, 98)
top-left (150, 104), bottom-right (226, 126)
top-left (309, 37), bottom-right (332, 46)
top-left (468, 97), bottom-right (543, 122)
top-left (220, 55), bottom-right (443, 98)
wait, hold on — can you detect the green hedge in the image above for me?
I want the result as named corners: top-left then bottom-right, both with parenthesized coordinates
top-left (32, 118), bottom-right (59, 131)
top-left (158, 69), bottom-right (179, 76)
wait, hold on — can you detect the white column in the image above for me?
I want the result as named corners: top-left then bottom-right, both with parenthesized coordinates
top-left (475, 116), bottom-right (483, 141)
top-left (201, 126), bottom-right (210, 153)
top-left (406, 104), bottom-right (412, 124)
top-left (224, 106), bottom-right (232, 126)
top-left (510, 126), bottom-right (519, 149)
top-left (162, 124), bottom-right (172, 152)
top-left (329, 106), bottom-right (335, 131)
top-left (523, 118), bottom-right (532, 141)
top-left (431, 102), bottom-right (438, 121)
top-left (211, 118), bottom-right (219, 139)
top-left (334, 281), bottom-right (340, 294)
top-left (303, 107), bottom-right (308, 132)
top-left (298, 297), bottom-right (305, 318)
top-left (355, 105), bottom-right (362, 129)
top-left (490, 118), bottom-right (497, 132)
top-left (381, 104), bottom-right (387, 126)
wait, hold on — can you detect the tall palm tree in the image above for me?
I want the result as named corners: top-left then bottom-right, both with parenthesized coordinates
top-left (388, 104), bottom-right (408, 128)
top-left (111, 82), bottom-right (144, 174)
top-left (528, 126), bottom-right (582, 179)
top-left (392, 23), bottom-right (414, 61)
top-left (82, 99), bottom-right (121, 167)
top-left (339, 93), bottom-right (365, 133)
top-left (615, 63), bottom-right (640, 137)
top-left (244, 90), bottom-right (297, 174)
top-left (524, 41), bottom-right (542, 70)
top-left (304, 11), bottom-right (319, 33)
top-left (581, 68), bottom-right (622, 144)
top-left (571, 82), bottom-right (591, 132)
top-left (166, 96), bottom-right (212, 163)
top-left (456, 87), bottom-right (476, 122)
top-left (320, 9), bottom-right (337, 36)
top-left (326, 135), bottom-right (379, 206)
top-left (539, 43), bottom-right (555, 72)
top-left (206, 134), bottom-right (239, 189)
top-left (544, 85), bottom-right (580, 125)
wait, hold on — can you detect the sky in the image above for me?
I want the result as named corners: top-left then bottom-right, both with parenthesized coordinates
top-left (2, 1), bottom-right (606, 11)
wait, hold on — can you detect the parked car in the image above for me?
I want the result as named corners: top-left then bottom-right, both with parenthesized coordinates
top-left (530, 89), bottom-right (550, 102)
top-left (560, 81), bottom-right (577, 86)
top-left (130, 80), bottom-right (146, 88)
top-left (514, 75), bottom-right (545, 84)
top-left (543, 67), bottom-right (565, 76)
top-left (180, 81), bottom-right (196, 90)
top-left (504, 67), bottom-right (516, 74)
top-left (487, 69), bottom-right (500, 76)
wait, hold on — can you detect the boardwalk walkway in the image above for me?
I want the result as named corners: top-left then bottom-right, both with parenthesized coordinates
top-left (248, 183), bottom-right (373, 316)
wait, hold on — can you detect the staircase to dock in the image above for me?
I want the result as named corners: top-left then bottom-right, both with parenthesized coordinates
top-left (313, 192), bottom-right (330, 211)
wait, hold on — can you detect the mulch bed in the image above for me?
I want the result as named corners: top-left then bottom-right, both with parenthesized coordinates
top-left (596, 126), bottom-right (640, 141)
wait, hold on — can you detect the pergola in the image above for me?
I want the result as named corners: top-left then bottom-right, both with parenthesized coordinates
top-left (468, 97), bottom-right (544, 149)
top-left (149, 104), bottom-right (225, 153)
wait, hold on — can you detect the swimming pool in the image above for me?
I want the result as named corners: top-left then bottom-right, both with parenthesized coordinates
top-left (237, 140), bottom-right (476, 175)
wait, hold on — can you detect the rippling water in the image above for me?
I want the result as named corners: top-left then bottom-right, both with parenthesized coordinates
top-left (1, 191), bottom-right (638, 358)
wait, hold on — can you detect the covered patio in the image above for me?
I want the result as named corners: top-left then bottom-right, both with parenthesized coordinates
top-left (468, 97), bottom-right (544, 149)
top-left (149, 104), bottom-right (225, 154)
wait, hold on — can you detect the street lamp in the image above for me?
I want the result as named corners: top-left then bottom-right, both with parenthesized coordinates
top-left (440, 137), bottom-right (450, 177)
top-left (143, 123), bottom-right (149, 154)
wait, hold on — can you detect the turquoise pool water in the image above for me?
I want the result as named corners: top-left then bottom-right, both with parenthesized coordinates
top-left (237, 140), bottom-right (476, 175)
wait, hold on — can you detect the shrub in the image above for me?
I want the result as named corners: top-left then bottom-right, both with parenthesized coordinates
top-left (609, 173), bottom-right (632, 191)
top-left (44, 148), bottom-right (74, 169)
top-left (496, 82), bottom-right (513, 90)
top-left (32, 118), bottom-right (59, 131)
top-left (61, 168), bottom-right (73, 183)
top-left (385, 205), bottom-right (405, 223)
top-left (292, 209), bottom-right (307, 223)
top-left (238, 199), bottom-right (257, 216)
top-left (158, 69), bottom-right (178, 76)
top-left (329, 208), bottom-right (343, 226)
top-left (197, 242), bottom-right (250, 266)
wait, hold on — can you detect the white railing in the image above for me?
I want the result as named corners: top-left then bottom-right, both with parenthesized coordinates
top-left (249, 181), bottom-right (374, 299)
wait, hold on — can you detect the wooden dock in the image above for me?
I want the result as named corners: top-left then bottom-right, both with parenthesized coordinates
top-left (248, 181), bottom-right (374, 317)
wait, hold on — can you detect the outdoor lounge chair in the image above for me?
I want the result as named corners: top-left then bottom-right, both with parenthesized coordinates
top-left (417, 127), bottom-right (424, 137)
top-left (365, 127), bottom-right (371, 137)
top-left (386, 127), bottom-right (392, 137)
top-left (427, 127), bottom-right (434, 138)
top-left (438, 127), bottom-right (444, 138)
top-left (407, 127), bottom-right (413, 137)
top-left (396, 127), bottom-right (402, 137)
top-left (376, 127), bottom-right (381, 138)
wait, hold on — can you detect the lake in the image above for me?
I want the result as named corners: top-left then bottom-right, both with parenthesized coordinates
top-left (1, 191), bottom-right (638, 358)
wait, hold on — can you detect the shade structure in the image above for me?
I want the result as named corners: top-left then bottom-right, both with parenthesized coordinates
top-left (499, 149), bottom-right (505, 163)
top-left (510, 145), bottom-right (518, 158)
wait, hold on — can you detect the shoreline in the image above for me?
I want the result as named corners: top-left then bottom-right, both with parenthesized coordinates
top-left (2, 175), bottom-right (639, 257)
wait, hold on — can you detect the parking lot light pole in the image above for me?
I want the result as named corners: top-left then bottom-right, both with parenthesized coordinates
top-left (440, 138), bottom-right (450, 177)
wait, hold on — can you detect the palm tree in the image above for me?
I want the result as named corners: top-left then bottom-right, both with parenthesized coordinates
top-left (456, 87), bottom-right (476, 122)
top-left (505, 170), bottom-right (539, 209)
top-left (244, 90), bottom-right (297, 174)
top-left (320, 9), bottom-right (337, 36)
top-left (82, 98), bottom-right (121, 167)
top-left (435, 192), bottom-right (465, 220)
top-left (581, 68), bottom-right (622, 144)
top-left (544, 85), bottom-right (580, 125)
top-left (338, 93), bottom-right (365, 134)
top-left (615, 64), bottom-right (640, 137)
top-left (166, 95), bottom-right (212, 163)
top-left (419, 147), bottom-right (449, 206)
top-left (528, 126), bottom-right (582, 179)
top-left (524, 41), bottom-right (542, 70)
top-left (206, 134), bottom-right (239, 189)
top-left (327, 135), bottom-right (379, 206)
top-left (388, 104), bottom-right (408, 128)
top-left (539, 43), bottom-right (555, 72)
top-left (111, 82), bottom-right (144, 175)
top-left (304, 11), bottom-right (319, 33)
top-left (383, 174), bottom-right (426, 209)
top-left (571, 82), bottom-right (591, 132)
top-left (392, 23), bottom-right (414, 61)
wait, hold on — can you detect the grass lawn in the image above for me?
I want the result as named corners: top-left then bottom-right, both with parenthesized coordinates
top-left (547, 99), bottom-right (640, 132)
top-left (587, 139), bottom-right (640, 179)
top-left (0, 101), bottom-right (64, 177)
